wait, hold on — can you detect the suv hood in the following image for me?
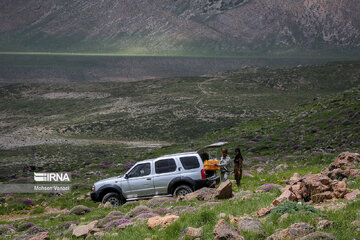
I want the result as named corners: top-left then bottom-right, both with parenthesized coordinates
top-left (94, 175), bottom-right (123, 185)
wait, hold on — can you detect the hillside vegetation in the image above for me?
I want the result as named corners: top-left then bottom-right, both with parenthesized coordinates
top-left (0, 64), bottom-right (359, 239)
top-left (1, 0), bottom-right (360, 56)
top-left (1, 61), bottom-right (360, 179)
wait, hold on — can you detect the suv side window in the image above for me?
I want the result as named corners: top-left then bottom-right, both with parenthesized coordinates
top-left (127, 163), bottom-right (151, 178)
top-left (155, 158), bottom-right (176, 174)
top-left (179, 156), bottom-right (200, 170)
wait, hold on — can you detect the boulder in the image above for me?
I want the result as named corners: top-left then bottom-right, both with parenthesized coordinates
top-left (344, 189), bottom-right (360, 200)
top-left (311, 191), bottom-right (333, 203)
top-left (214, 180), bottom-right (233, 199)
top-left (94, 232), bottom-right (105, 239)
top-left (28, 232), bottom-right (50, 240)
top-left (116, 222), bottom-right (135, 230)
top-left (328, 152), bottom-right (360, 171)
top-left (70, 205), bottom-right (90, 215)
top-left (72, 220), bottom-right (98, 238)
top-left (229, 215), bottom-right (240, 224)
top-left (349, 169), bottom-right (360, 178)
top-left (125, 205), bottom-right (153, 219)
top-left (178, 227), bottom-right (203, 240)
top-left (288, 173), bottom-right (302, 185)
top-left (297, 232), bottom-right (335, 240)
top-left (72, 225), bottom-right (89, 238)
top-left (265, 222), bottom-right (315, 240)
top-left (147, 215), bottom-right (179, 229)
top-left (237, 217), bottom-right (263, 233)
top-left (257, 206), bottom-right (274, 217)
top-left (184, 188), bottom-right (216, 201)
top-left (272, 190), bottom-right (297, 206)
top-left (323, 168), bottom-right (349, 180)
top-left (289, 182), bottom-right (306, 200)
top-left (330, 180), bottom-right (348, 199)
top-left (317, 219), bottom-right (335, 230)
top-left (213, 219), bottom-right (245, 240)
top-left (302, 174), bottom-right (331, 197)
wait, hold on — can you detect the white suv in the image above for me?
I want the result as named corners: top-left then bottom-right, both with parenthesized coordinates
top-left (90, 152), bottom-right (219, 206)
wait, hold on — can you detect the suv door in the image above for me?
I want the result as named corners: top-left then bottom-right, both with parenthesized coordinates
top-left (122, 162), bottom-right (154, 198)
top-left (153, 158), bottom-right (178, 195)
top-left (179, 155), bottom-right (203, 180)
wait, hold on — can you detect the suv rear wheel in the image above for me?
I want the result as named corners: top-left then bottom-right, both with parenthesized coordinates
top-left (173, 185), bottom-right (193, 197)
top-left (102, 192), bottom-right (124, 206)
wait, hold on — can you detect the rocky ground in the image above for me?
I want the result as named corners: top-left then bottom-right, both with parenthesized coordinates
top-left (0, 151), bottom-right (359, 239)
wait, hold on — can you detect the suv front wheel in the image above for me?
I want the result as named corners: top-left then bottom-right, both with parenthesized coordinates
top-left (173, 185), bottom-right (193, 197)
top-left (102, 192), bottom-right (124, 206)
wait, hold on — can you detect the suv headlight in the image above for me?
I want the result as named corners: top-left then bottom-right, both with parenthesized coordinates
top-left (91, 185), bottom-right (95, 191)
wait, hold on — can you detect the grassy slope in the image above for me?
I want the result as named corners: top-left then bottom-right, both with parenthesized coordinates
top-left (0, 86), bottom-right (359, 239)
top-left (1, 61), bottom-right (360, 179)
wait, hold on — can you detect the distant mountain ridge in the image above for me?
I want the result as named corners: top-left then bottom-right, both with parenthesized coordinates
top-left (1, 0), bottom-right (360, 56)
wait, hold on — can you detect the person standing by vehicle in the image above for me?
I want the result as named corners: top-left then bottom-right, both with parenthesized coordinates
top-left (234, 148), bottom-right (243, 187)
top-left (218, 149), bottom-right (231, 181)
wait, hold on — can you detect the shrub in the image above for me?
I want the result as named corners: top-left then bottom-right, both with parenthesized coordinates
top-left (271, 201), bottom-right (318, 216)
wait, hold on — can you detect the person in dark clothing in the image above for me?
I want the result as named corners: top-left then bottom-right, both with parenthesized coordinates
top-left (234, 148), bottom-right (243, 187)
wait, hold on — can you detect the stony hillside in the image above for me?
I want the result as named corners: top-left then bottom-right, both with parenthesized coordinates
top-left (0, 86), bottom-right (359, 239)
top-left (1, 0), bottom-right (360, 55)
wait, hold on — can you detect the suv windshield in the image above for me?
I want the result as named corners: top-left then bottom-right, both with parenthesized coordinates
top-left (127, 163), bottom-right (151, 178)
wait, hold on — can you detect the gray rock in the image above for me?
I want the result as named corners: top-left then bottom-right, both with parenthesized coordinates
top-left (70, 205), bottom-right (90, 215)
top-left (125, 205), bottom-right (153, 219)
top-left (297, 231), bottom-right (335, 240)
top-left (179, 227), bottom-right (203, 240)
top-left (184, 187), bottom-right (216, 201)
top-left (237, 217), bottom-right (263, 232)
top-left (214, 180), bottom-right (233, 200)
top-left (266, 222), bottom-right (314, 240)
top-left (72, 220), bottom-right (98, 238)
top-left (214, 219), bottom-right (245, 240)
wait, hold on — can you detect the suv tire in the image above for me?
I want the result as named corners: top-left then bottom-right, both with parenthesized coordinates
top-left (173, 185), bottom-right (193, 197)
top-left (102, 192), bottom-right (124, 206)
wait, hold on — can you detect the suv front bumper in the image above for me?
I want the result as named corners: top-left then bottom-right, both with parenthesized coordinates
top-left (90, 191), bottom-right (101, 202)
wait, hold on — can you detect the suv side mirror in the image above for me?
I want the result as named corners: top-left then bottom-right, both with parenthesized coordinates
top-left (124, 174), bottom-right (129, 179)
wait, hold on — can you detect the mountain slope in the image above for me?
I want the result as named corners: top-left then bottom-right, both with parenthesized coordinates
top-left (1, 0), bottom-right (360, 55)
